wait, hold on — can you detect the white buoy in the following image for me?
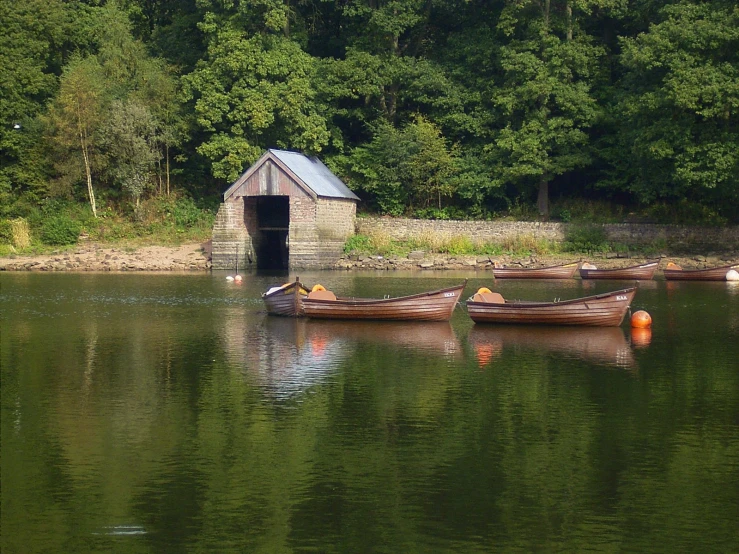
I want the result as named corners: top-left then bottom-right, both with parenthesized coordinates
top-left (226, 275), bottom-right (235, 281)
top-left (726, 269), bottom-right (739, 281)
top-left (234, 274), bottom-right (243, 282)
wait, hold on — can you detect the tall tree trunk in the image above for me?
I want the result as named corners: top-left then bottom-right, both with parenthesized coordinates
top-left (166, 144), bottom-right (170, 196)
top-left (537, 176), bottom-right (549, 219)
top-left (566, 1), bottom-right (573, 40)
top-left (77, 104), bottom-right (97, 218)
top-left (283, 0), bottom-right (290, 37)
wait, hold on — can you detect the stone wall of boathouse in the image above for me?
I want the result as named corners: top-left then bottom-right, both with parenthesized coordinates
top-left (211, 197), bottom-right (357, 270)
top-left (212, 199), bottom-right (251, 270)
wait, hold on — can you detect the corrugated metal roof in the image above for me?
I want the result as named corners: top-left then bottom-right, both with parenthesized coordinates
top-left (270, 149), bottom-right (359, 201)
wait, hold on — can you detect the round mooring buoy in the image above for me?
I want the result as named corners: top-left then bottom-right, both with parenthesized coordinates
top-left (631, 310), bottom-right (652, 328)
top-left (726, 269), bottom-right (739, 281)
top-left (234, 274), bottom-right (243, 283)
top-left (226, 275), bottom-right (235, 281)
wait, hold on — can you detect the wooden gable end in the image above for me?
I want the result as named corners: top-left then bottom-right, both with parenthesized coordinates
top-left (224, 154), bottom-right (315, 200)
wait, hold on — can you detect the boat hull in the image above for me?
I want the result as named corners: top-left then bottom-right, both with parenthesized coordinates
top-left (466, 287), bottom-right (636, 327)
top-left (262, 281), bottom-right (307, 317)
top-left (663, 264), bottom-right (738, 281)
top-left (302, 283), bottom-right (466, 322)
top-left (580, 262), bottom-right (658, 280)
top-left (492, 262), bottom-right (579, 279)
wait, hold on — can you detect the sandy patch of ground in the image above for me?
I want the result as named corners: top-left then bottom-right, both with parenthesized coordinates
top-left (0, 241), bottom-right (212, 272)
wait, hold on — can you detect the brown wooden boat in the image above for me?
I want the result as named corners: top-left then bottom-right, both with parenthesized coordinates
top-left (492, 261), bottom-right (580, 279)
top-left (466, 287), bottom-right (636, 326)
top-left (663, 263), bottom-right (739, 281)
top-left (468, 325), bottom-right (635, 368)
top-left (301, 281), bottom-right (467, 321)
top-left (262, 277), bottom-right (309, 317)
top-left (579, 260), bottom-right (659, 280)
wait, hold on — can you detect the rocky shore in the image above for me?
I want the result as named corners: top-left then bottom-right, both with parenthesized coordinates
top-left (0, 242), bottom-right (735, 273)
top-left (332, 251), bottom-right (737, 272)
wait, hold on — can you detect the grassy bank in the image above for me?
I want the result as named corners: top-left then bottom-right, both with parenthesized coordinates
top-left (0, 195), bottom-right (215, 257)
top-left (343, 226), bottom-right (672, 260)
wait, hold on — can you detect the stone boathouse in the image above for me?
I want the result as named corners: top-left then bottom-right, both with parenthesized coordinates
top-left (211, 149), bottom-right (359, 270)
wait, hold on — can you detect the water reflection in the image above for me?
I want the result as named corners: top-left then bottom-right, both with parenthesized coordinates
top-left (630, 327), bottom-right (653, 348)
top-left (3, 274), bottom-right (739, 554)
top-left (239, 317), bottom-right (348, 399)
top-left (468, 325), bottom-right (635, 368)
top-left (305, 319), bottom-right (461, 357)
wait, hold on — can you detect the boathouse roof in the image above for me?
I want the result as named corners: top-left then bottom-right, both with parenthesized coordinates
top-left (224, 149), bottom-right (360, 201)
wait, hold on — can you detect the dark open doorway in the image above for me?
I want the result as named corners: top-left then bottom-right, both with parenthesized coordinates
top-left (256, 196), bottom-right (289, 270)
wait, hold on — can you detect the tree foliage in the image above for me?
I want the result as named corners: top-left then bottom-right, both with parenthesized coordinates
top-left (614, 1), bottom-right (739, 209)
top-left (2, 0), bottom-right (738, 223)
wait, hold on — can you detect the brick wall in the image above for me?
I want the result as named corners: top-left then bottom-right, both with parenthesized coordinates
top-left (316, 198), bottom-right (356, 239)
top-left (212, 200), bottom-right (252, 270)
top-left (212, 196), bottom-right (359, 269)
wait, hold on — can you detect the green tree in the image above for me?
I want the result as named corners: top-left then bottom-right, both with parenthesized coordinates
top-left (613, 1), bottom-right (739, 216)
top-left (346, 116), bottom-right (458, 215)
top-left (132, 57), bottom-right (187, 196)
top-left (0, 0), bottom-right (84, 211)
top-left (101, 99), bottom-right (159, 208)
top-left (44, 55), bottom-right (108, 218)
top-left (183, 0), bottom-right (329, 182)
top-left (488, 0), bottom-right (605, 218)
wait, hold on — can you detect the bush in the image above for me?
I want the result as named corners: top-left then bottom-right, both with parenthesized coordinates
top-left (10, 218), bottom-right (31, 248)
top-left (40, 215), bottom-right (81, 246)
top-left (439, 235), bottom-right (475, 255)
top-left (0, 219), bottom-right (12, 244)
top-left (563, 224), bottom-right (609, 253)
top-left (344, 234), bottom-right (374, 254)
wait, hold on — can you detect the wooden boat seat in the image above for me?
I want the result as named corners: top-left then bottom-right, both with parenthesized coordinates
top-left (307, 289), bottom-right (337, 301)
top-left (472, 292), bottom-right (505, 304)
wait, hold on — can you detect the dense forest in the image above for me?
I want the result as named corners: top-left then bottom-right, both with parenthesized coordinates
top-left (2, 0), bottom-right (738, 245)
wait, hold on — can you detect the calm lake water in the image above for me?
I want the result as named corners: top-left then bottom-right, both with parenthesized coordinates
top-left (1, 272), bottom-right (738, 553)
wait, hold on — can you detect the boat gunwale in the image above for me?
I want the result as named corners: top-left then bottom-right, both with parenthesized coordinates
top-left (663, 263), bottom-right (738, 277)
top-left (261, 280), bottom-right (308, 299)
top-left (302, 281), bottom-right (467, 307)
top-left (579, 261), bottom-right (659, 279)
top-left (466, 287), bottom-right (636, 309)
top-left (492, 261), bottom-right (581, 279)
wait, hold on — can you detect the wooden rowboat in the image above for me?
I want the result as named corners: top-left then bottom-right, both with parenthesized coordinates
top-left (301, 281), bottom-right (467, 321)
top-left (492, 261), bottom-right (580, 279)
top-left (579, 260), bottom-right (659, 280)
top-left (663, 263), bottom-right (739, 281)
top-left (262, 277), bottom-right (308, 317)
top-left (466, 287), bottom-right (636, 326)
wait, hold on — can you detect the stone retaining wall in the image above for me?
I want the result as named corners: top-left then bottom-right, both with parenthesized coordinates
top-left (356, 217), bottom-right (739, 253)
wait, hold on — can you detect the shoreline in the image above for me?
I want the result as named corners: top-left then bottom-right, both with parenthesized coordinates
top-left (0, 242), bottom-right (212, 272)
top-left (1, 241), bottom-right (736, 273)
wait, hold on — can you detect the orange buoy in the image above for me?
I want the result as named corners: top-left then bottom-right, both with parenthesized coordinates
top-left (631, 327), bottom-right (652, 348)
top-left (666, 262), bottom-right (682, 270)
top-left (312, 284), bottom-right (326, 292)
top-left (476, 287), bottom-right (492, 295)
top-left (631, 310), bottom-right (652, 328)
